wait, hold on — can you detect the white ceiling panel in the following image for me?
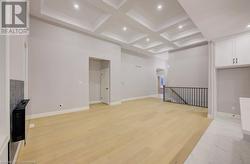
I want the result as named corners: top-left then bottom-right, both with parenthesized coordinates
top-left (160, 19), bottom-right (200, 41)
top-left (178, 0), bottom-right (250, 40)
top-left (31, 0), bottom-right (206, 55)
top-left (42, 0), bottom-right (111, 32)
top-left (148, 45), bottom-right (174, 54)
top-left (100, 18), bottom-right (147, 44)
top-left (174, 33), bottom-right (206, 47)
top-left (126, 0), bottom-right (188, 32)
top-left (133, 38), bottom-right (163, 50)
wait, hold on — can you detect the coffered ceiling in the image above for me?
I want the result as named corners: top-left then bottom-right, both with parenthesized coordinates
top-left (178, 0), bottom-right (250, 40)
top-left (30, 0), bottom-right (207, 56)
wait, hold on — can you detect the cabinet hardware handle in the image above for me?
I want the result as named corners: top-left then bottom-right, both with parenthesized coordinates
top-left (236, 58), bottom-right (238, 64)
top-left (233, 58), bottom-right (235, 64)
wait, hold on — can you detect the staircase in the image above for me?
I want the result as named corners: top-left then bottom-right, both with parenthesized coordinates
top-left (163, 86), bottom-right (208, 108)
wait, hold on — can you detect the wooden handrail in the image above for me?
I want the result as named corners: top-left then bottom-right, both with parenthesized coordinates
top-left (166, 86), bottom-right (208, 89)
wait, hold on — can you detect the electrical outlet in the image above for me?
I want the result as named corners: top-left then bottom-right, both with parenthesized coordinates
top-left (59, 104), bottom-right (63, 110)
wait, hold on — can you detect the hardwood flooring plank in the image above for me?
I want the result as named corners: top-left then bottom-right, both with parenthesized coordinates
top-left (17, 98), bottom-right (211, 164)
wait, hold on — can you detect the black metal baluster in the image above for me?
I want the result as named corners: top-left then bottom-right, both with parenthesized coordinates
top-left (188, 88), bottom-right (190, 105)
top-left (203, 88), bottom-right (205, 107)
top-left (206, 89), bottom-right (208, 108)
top-left (164, 87), bottom-right (208, 108)
top-left (201, 88), bottom-right (203, 107)
top-left (192, 88), bottom-right (194, 106)
top-left (163, 85), bottom-right (165, 102)
top-left (184, 88), bottom-right (186, 104)
top-left (199, 88), bottom-right (201, 107)
top-left (195, 88), bottom-right (197, 106)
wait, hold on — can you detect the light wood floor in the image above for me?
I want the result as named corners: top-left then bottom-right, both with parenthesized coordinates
top-left (18, 98), bottom-right (211, 164)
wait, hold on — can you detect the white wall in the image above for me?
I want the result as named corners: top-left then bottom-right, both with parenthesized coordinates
top-left (217, 67), bottom-right (250, 115)
top-left (0, 36), bottom-right (7, 137)
top-left (89, 59), bottom-right (101, 103)
top-left (28, 18), bottom-right (121, 115)
top-left (167, 45), bottom-right (209, 87)
top-left (9, 36), bottom-right (27, 81)
top-left (0, 36), bottom-right (10, 162)
top-left (121, 50), bottom-right (167, 99)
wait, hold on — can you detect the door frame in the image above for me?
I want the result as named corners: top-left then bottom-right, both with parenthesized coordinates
top-left (89, 57), bottom-right (111, 105)
top-left (100, 60), bottom-right (110, 105)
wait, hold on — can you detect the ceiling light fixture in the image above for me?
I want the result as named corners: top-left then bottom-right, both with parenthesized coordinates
top-left (157, 4), bottom-right (163, 10)
top-left (247, 24), bottom-right (250, 28)
top-left (178, 25), bottom-right (183, 29)
top-left (123, 26), bottom-right (127, 31)
top-left (74, 3), bottom-right (79, 10)
top-left (146, 38), bottom-right (150, 42)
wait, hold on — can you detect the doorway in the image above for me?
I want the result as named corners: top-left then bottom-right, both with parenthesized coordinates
top-left (156, 69), bottom-right (166, 95)
top-left (89, 58), bottom-right (110, 105)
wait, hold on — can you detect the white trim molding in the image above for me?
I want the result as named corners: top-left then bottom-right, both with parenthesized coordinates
top-left (216, 112), bottom-right (241, 120)
top-left (26, 95), bottom-right (160, 119)
top-left (109, 101), bottom-right (122, 106)
top-left (26, 106), bottom-right (89, 120)
top-left (208, 41), bottom-right (217, 119)
top-left (0, 135), bottom-right (9, 158)
top-left (90, 101), bottom-right (102, 105)
top-left (13, 141), bottom-right (23, 163)
top-left (122, 94), bottom-right (160, 102)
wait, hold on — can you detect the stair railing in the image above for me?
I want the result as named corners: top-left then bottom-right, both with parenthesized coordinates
top-left (163, 86), bottom-right (208, 108)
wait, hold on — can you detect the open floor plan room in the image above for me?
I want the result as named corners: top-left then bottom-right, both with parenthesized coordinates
top-left (1, 0), bottom-right (250, 163)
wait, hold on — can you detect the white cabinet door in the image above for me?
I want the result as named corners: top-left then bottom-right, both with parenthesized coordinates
top-left (215, 39), bottom-right (234, 67)
top-left (235, 34), bottom-right (250, 66)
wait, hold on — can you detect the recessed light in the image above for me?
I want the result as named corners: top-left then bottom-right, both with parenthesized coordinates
top-left (123, 26), bottom-right (127, 31)
top-left (178, 25), bottom-right (183, 29)
top-left (157, 4), bottom-right (163, 10)
top-left (74, 3), bottom-right (79, 10)
top-left (146, 38), bottom-right (150, 42)
top-left (247, 24), bottom-right (250, 28)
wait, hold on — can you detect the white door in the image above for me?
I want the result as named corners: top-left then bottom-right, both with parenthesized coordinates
top-left (100, 61), bottom-right (110, 104)
top-left (235, 33), bottom-right (250, 66)
top-left (215, 39), bottom-right (234, 67)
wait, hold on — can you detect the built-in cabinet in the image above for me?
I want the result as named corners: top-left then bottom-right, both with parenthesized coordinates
top-left (235, 33), bottom-right (250, 65)
top-left (215, 33), bottom-right (250, 68)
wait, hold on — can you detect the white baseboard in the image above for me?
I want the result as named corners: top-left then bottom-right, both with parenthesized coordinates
top-left (26, 106), bottom-right (89, 120)
top-left (26, 95), bottom-right (160, 119)
top-left (0, 135), bottom-right (9, 158)
top-left (216, 112), bottom-right (241, 120)
top-left (90, 101), bottom-right (102, 105)
top-left (110, 101), bottom-right (122, 106)
top-left (13, 141), bottom-right (23, 164)
top-left (155, 94), bottom-right (163, 99)
top-left (208, 114), bottom-right (214, 119)
top-left (108, 95), bottom-right (159, 106)
top-left (122, 94), bottom-right (159, 102)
